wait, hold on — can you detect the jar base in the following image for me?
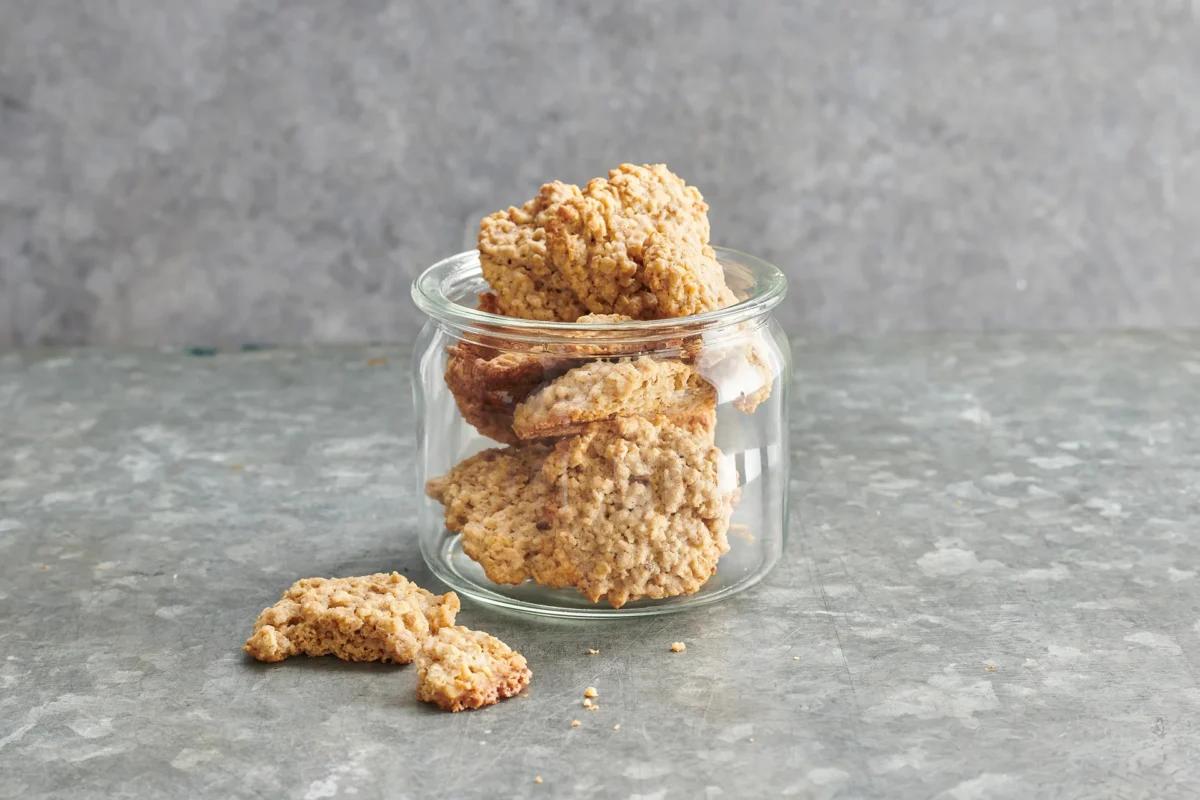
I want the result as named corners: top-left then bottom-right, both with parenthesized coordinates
top-left (421, 531), bottom-right (780, 619)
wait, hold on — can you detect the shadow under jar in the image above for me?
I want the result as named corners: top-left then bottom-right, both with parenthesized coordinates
top-left (411, 247), bottom-right (791, 618)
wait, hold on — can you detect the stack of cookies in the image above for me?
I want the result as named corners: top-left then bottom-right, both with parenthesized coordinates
top-left (426, 164), bottom-right (769, 608)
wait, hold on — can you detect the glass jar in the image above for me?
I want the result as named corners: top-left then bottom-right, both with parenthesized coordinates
top-left (411, 247), bottom-right (790, 617)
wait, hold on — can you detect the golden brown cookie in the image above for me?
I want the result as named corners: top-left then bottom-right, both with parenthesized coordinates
top-left (243, 573), bottom-right (460, 664)
top-left (544, 164), bottom-right (723, 319)
top-left (512, 356), bottom-right (717, 440)
top-left (448, 394), bottom-right (525, 445)
top-left (443, 311), bottom-right (640, 443)
top-left (459, 481), bottom-right (580, 589)
top-left (642, 234), bottom-right (740, 317)
top-left (443, 343), bottom-right (556, 444)
top-left (458, 500), bottom-right (545, 586)
top-left (426, 442), bottom-right (577, 588)
top-left (571, 313), bottom-right (636, 325)
top-left (478, 181), bottom-right (588, 321)
top-left (416, 626), bottom-right (532, 712)
top-left (539, 416), bottom-right (737, 608)
top-left (425, 443), bottom-right (554, 532)
top-left (478, 164), bottom-right (736, 322)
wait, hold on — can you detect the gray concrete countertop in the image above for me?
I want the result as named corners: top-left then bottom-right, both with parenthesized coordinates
top-left (2, 333), bottom-right (1198, 799)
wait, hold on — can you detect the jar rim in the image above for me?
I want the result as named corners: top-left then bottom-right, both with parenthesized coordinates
top-left (411, 245), bottom-right (787, 340)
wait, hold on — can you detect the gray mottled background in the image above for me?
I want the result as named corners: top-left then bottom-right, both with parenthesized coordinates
top-left (1, 0), bottom-right (1198, 347)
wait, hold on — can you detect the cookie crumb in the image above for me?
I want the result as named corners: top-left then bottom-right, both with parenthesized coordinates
top-left (366, 357), bottom-right (388, 367)
top-left (583, 687), bottom-right (598, 698)
top-left (586, 648), bottom-right (600, 655)
top-left (670, 641), bottom-right (686, 653)
top-left (613, 724), bottom-right (621, 731)
top-left (571, 719), bottom-right (582, 728)
top-left (585, 703), bottom-right (599, 712)
top-left (582, 698), bottom-right (594, 709)
top-left (534, 775), bottom-right (543, 784)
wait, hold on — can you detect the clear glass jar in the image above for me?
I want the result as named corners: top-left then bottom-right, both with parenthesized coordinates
top-left (411, 247), bottom-right (790, 617)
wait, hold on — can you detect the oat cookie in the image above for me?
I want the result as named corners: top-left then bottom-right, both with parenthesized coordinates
top-left (478, 164), bottom-right (736, 321)
top-left (416, 625), bottom-right (532, 712)
top-left (426, 442), bottom-right (577, 588)
top-left (641, 234), bottom-right (739, 317)
top-left (458, 498), bottom-right (546, 586)
top-left (425, 442), bottom-right (553, 532)
top-left (444, 343), bottom-right (555, 444)
top-left (479, 181), bottom-right (588, 321)
top-left (243, 573), bottom-right (460, 664)
top-left (459, 482), bottom-right (580, 589)
top-left (544, 164), bottom-right (724, 319)
top-left (540, 415), bottom-right (737, 608)
top-left (512, 356), bottom-right (717, 440)
top-left (448, 394), bottom-right (525, 445)
top-left (443, 311), bottom-right (639, 443)
top-left (571, 313), bottom-right (635, 325)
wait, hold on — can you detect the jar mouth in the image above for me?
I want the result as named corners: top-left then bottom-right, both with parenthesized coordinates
top-left (411, 246), bottom-right (787, 342)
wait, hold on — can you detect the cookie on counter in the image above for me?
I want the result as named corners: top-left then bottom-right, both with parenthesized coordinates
top-left (244, 573), bottom-right (459, 664)
top-left (416, 626), bottom-right (532, 712)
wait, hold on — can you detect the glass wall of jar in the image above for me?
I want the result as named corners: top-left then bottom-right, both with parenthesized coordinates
top-left (412, 247), bottom-right (790, 617)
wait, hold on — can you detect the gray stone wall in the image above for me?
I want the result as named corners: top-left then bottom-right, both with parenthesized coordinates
top-left (2, 1), bottom-right (1197, 346)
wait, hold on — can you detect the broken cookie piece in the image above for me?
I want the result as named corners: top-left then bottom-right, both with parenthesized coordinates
top-left (540, 415), bottom-right (738, 608)
top-left (512, 356), bottom-right (716, 440)
top-left (244, 573), bottom-right (460, 664)
top-left (416, 625), bottom-right (532, 712)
